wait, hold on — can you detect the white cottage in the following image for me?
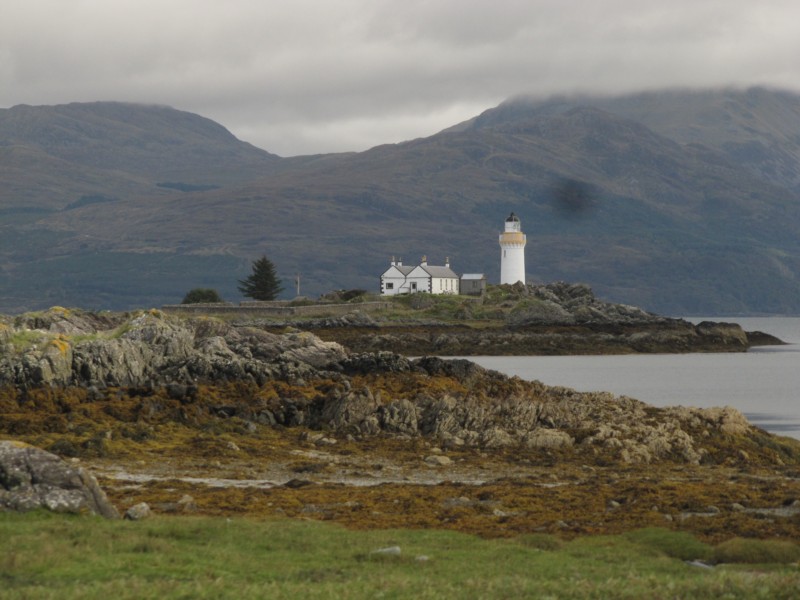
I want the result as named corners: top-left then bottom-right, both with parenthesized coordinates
top-left (380, 259), bottom-right (415, 295)
top-left (380, 256), bottom-right (459, 295)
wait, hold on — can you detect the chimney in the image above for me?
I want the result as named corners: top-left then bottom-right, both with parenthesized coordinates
top-left (398, 257), bottom-right (403, 266)
top-left (391, 255), bottom-right (396, 266)
top-left (421, 255), bottom-right (427, 266)
top-left (445, 256), bottom-right (450, 268)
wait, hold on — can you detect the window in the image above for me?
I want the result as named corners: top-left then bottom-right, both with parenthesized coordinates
top-left (411, 282), bottom-right (417, 291)
top-left (386, 283), bottom-right (394, 289)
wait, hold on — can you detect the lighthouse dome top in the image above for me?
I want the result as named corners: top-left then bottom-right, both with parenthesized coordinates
top-left (502, 212), bottom-right (523, 234)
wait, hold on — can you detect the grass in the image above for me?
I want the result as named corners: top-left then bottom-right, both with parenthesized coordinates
top-left (713, 537), bottom-right (800, 565)
top-left (1, 513), bottom-right (799, 599)
top-left (623, 528), bottom-right (713, 561)
top-left (6, 329), bottom-right (48, 353)
top-left (3, 325), bottom-right (129, 355)
top-left (380, 292), bottom-right (502, 324)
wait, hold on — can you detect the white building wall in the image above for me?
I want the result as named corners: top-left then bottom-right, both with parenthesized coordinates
top-left (381, 275), bottom-right (407, 295)
top-left (500, 245), bottom-right (526, 284)
top-left (405, 267), bottom-right (432, 293)
top-left (433, 276), bottom-right (459, 294)
top-left (380, 265), bottom-right (414, 295)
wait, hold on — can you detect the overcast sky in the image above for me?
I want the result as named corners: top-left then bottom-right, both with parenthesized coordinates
top-left (3, 0), bottom-right (799, 156)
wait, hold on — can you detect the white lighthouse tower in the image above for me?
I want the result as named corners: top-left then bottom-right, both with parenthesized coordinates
top-left (499, 212), bottom-right (526, 285)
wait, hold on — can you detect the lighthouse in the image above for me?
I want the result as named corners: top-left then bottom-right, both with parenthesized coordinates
top-left (499, 212), bottom-right (526, 285)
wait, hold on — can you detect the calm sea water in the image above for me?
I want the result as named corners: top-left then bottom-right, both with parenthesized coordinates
top-left (459, 317), bottom-right (800, 440)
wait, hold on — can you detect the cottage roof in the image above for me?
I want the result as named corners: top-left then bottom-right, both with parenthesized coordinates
top-left (382, 264), bottom-right (414, 277)
top-left (418, 265), bottom-right (459, 279)
top-left (461, 273), bottom-right (485, 280)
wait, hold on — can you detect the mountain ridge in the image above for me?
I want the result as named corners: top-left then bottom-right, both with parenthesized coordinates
top-left (2, 88), bottom-right (800, 315)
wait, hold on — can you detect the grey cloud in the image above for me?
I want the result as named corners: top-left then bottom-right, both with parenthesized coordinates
top-left (2, 0), bottom-right (799, 155)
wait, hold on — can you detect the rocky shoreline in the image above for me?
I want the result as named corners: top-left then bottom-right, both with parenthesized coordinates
top-left (1, 305), bottom-right (799, 540)
top-left (247, 283), bottom-right (783, 355)
top-left (300, 320), bottom-right (767, 356)
top-left (0, 308), bottom-right (770, 462)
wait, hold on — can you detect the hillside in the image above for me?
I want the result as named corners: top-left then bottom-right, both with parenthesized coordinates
top-left (477, 87), bottom-right (800, 193)
top-left (2, 89), bottom-right (800, 314)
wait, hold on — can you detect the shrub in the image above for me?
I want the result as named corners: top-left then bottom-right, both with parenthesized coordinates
top-left (47, 439), bottom-right (80, 458)
top-left (341, 289), bottom-right (368, 302)
top-left (181, 288), bottom-right (224, 304)
top-left (712, 537), bottom-right (800, 564)
top-left (624, 528), bottom-right (712, 561)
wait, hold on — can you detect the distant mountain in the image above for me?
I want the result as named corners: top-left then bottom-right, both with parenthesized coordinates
top-left (0, 101), bottom-right (279, 210)
top-left (465, 87), bottom-right (800, 194)
top-left (2, 89), bottom-right (800, 315)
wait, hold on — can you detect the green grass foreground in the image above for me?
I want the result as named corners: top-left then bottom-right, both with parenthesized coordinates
top-left (2, 513), bottom-right (800, 599)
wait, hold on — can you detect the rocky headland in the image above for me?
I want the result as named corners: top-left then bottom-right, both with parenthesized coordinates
top-left (250, 283), bottom-right (781, 355)
top-left (1, 305), bottom-right (800, 540)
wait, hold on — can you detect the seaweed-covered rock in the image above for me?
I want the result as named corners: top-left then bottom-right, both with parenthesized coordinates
top-left (0, 440), bottom-right (119, 518)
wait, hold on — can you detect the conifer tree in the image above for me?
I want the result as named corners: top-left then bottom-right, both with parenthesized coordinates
top-left (238, 255), bottom-right (284, 300)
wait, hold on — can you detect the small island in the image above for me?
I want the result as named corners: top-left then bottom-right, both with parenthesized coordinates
top-left (166, 281), bottom-right (783, 355)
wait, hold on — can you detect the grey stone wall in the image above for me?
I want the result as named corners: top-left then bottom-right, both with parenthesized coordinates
top-left (162, 301), bottom-right (392, 317)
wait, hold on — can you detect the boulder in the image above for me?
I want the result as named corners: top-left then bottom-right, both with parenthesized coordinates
top-left (525, 428), bottom-right (574, 449)
top-left (695, 321), bottom-right (748, 348)
top-left (124, 502), bottom-right (152, 521)
top-left (318, 387), bottom-right (379, 433)
top-left (424, 455), bottom-right (452, 466)
top-left (0, 440), bottom-right (119, 518)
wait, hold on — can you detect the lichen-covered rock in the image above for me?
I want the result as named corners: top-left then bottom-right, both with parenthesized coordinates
top-left (665, 405), bottom-right (754, 437)
top-left (277, 330), bottom-right (347, 368)
top-left (513, 282), bottom-right (661, 326)
top-left (0, 310), bottom-right (347, 389)
top-left (0, 440), bottom-right (119, 518)
top-left (318, 387), bottom-right (380, 433)
top-left (524, 428), bottom-right (574, 449)
top-left (13, 307), bottom-right (126, 336)
top-left (378, 399), bottom-right (419, 435)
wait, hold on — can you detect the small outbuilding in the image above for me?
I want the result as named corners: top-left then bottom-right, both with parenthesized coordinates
top-left (460, 273), bottom-right (486, 296)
